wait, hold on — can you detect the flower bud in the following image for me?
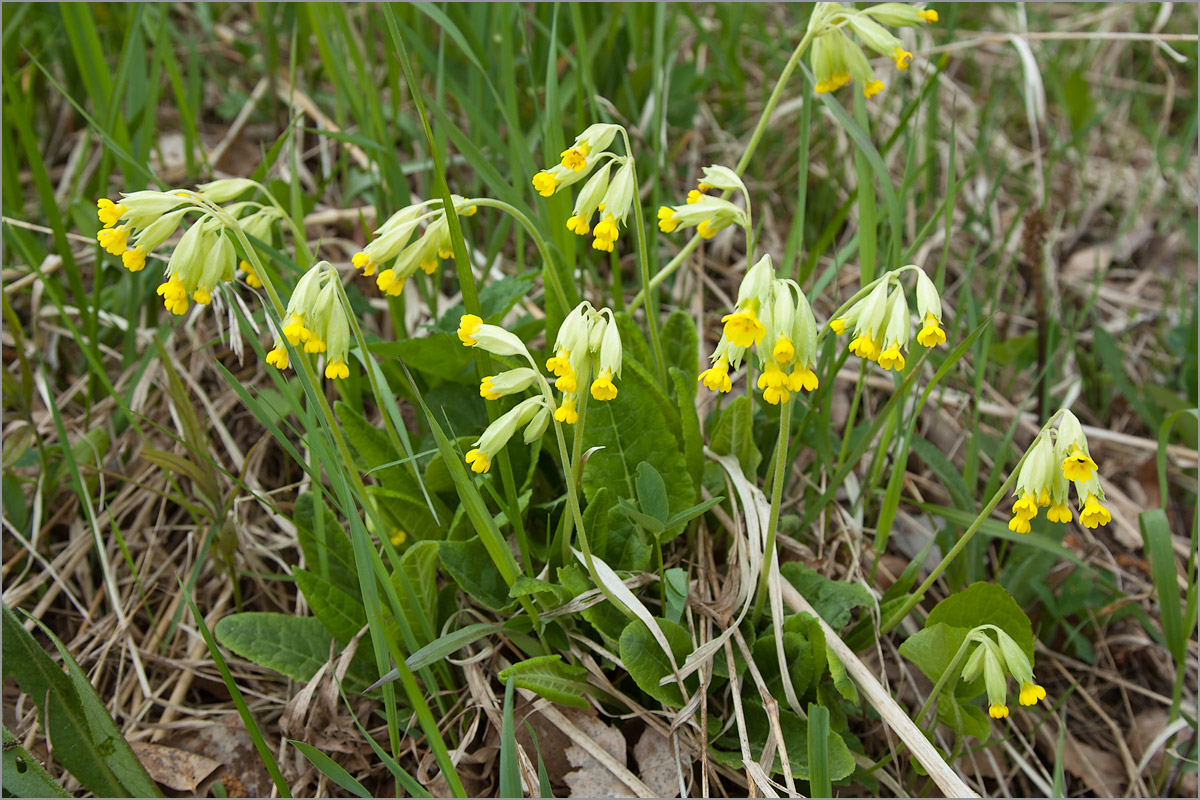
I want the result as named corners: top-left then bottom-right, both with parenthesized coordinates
top-left (197, 178), bottom-right (258, 203)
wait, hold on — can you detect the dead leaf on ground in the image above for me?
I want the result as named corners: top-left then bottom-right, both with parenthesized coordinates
top-left (131, 741), bottom-right (222, 793)
top-left (1060, 729), bottom-right (1127, 796)
top-left (161, 724), bottom-right (271, 798)
top-left (560, 708), bottom-right (631, 798)
top-left (633, 727), bottom-right (680, 798)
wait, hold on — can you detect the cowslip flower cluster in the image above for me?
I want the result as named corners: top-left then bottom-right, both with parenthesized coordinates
top-left (658, 165), bottom-right (750, 240)
top-left (959, 625), bottom-right (1046, 720)
top-left (532, 124), bottom-right (638, 252)
top-left (1008, 410), bottom-right (1111, 533)
top-left (698, 255), bottom-right (820, 404)
top-left (351, 196), bottom-right (478, 295)
top-left (807, 2), bottom-right (937, 97)
top-left (544, 302), bottom-right (623, 421)
top-left (264, 262), bottom-right (353, 380)
top-left (96, 179), bottom-right (284, 315)
top-left (831, 266), bottom-right (945, 370)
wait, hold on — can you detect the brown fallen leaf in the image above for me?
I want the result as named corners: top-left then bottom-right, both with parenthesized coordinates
top-left (561, 709), bottom-right (631, 798)
top-left (131, 741), bottom-right (222, 793)
top-left (1060, 730), bottom-right (1126, 796)
top-left (633, 727), bottom-right (680, 798)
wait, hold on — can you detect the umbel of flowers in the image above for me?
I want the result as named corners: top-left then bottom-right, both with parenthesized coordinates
top-left (807, 2), bottom-right (938, 98)
top-left (958, 625), bottom-right (1047, 720)
top-left (830, 265), bottom-right (946, 371)
top-left (455, 301), bottom-right (622, 473)
top-left (1007, 410), bottom-right (1112, 532)
top-left (96, 179), bottom-right (284, 315)
top-left (350, 195), bottom-right (479, 295)
top-left (698, 254), bottom-right (820, 405)
top-left (658, 164), bottom-right (751, 240)
top-left (264, 262), bottom-right (354, 381)
top-left (531, 124), bottom-right (642, 253)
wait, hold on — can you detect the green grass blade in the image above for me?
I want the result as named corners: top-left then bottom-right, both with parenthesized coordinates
top-left (500, 678), bottom-right (521, 798)
top-left (290, 740), bottom-right (370, 798)
top-left (807, 702), bottom-right (832, 798)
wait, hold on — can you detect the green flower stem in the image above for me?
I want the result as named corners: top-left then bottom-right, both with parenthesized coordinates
top-left (915, 635), bottom-right (976, 727)
top-left (752, 395), bottom-right (792, 623)
top-left (629, 26), bottom-right (816, 313)
top-left (469, 198), bottom-right (570, 316)
top-left (852, 92), bottom-right (877, 286)
top-left (560, 387), bottom-right (590, 567)
top-left (621, 131), bottom-right (667, 385)
top-left (878, 419), bottom-right (1061, 635)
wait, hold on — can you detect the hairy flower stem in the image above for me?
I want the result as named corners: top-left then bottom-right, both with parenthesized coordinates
top-left (560, 389), bottom-right (590, 567)
top-left (752, 396), bottom-right (792, 623)
top-left (629, 26), bottom-right (815, 312)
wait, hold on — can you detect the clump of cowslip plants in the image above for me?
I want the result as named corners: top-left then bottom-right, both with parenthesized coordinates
top-left (87, 3), bottom-right (1121, 796)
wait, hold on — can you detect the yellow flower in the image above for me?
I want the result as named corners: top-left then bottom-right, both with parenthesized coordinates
top-left (1061, 447), bottom-right (1097, 482)
top-left (352, 251), bottom-right (376, 277)
top-left (591, 369), bottom-right (618, 401)
top-left (1012, 492), bottom-right (1038, 520)
top-left (458, 314), bottom-right (483, 346)
top-left (546, 351), bottom-right (572, 377)
top-left (265, 344), bottom-right (289, 370)
top-left (480, 376), bottom-right (501, 400)
top-left (1078, 494), bottom-right (1111, 529)
top-left (532, 171), bottom-right (559, 197)
top-left (657, 206), bottom-right (679, 233)
top-left (788, 366), bottom-right (819, 393)
top-left (686, 189), bottom-right (703, 204)
top-left (1018, 682), bottom-right (1046, 707)
top-left (555, 369), bottom-right (578, 393)
top-left (757, 361), bottom-right (790, 405)
top-left (988, 703), bottom-right (1009, 719)
top-left (122, 247), bottom-right (147, 272)
top-left (389, 529), bottom-right (407, 547)
top-left (830, 318), bottom-right (848, 335)
top-left (721, 310), bottom-right (766, 348)
top-left (893, 47), bottom-right (913, 70)
top-left (848, 335), bottom-right (880, 361)
top-left (304, 335), bottom-right (327, 354)
top-left (772, 335), bottom-right (795, 365)
top-left (560, 142), bottom-right (590, 171)
top-left (864, 79), bottom-right (885, 98)
top-left (325, 359), bottom-right (350, 380)
top-left (699, 358), bottom-right (733, 393)
top-left (918, 9), bottom-right (938, 23)
top-left (1008, 515), bottom-right (1032, 534)
top-left (465, 448), bottom-right (491, 473)
top-left (567, 215), bottom-right (591, 235)
top-left (97, 198), bottom-right (127, 228)
top-left (1046, 502), bottom-right (1072, 524)
top-left (877, 344), bottom-right (906, 371)
top-left (193, 288), bottom-right (212, 305)
top-left (156, 276), bottom-right (189, 315)
top-left (283, 314), bottom-right (311, 346)
top-left (240, 259), bottom-right (263, 288)
top-left (554, 396), bottom-right (579, 424)
top-left (592, 214), bottom-right (619, 252)
top-left (376, 268), bottom-right (405, 297)
top-left (97, 225), bottom-right (129, 255)
top-left (697, 219), bottom-right (717, 239)
top-left (916, 312), bottom-right (946, 347)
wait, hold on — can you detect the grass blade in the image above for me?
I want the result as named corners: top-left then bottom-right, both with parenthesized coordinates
top-left (807, 702), bottom-right (832, 798)
top-left (290, 740), bottom-right (370, 798)
top-left (500, 678), bottom-right (522, 798)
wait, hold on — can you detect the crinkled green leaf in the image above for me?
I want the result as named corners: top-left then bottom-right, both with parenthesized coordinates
top-left (214, 612), bottom-right (333, 683)
top-left (295, 492), bottom-right (359, 600)
top-left (781, 562), bottom-right (873, 630)
top-left (709, 395), bottom-right (762, 477)
top-left (618, 617), bottom-right (694, 707)
top-left (925, 582), bottom-right (1035, 663)
top-left (439, 536), bottom-right (511, 611)
top-left (497, 655), bottom-right (590, 709)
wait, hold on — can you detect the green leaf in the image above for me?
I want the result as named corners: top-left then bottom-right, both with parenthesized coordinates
top-left (497, 655), bottom-right (591, 709)
top-left (335, 400), bottom-right (403, 485)
top-left (935, 693), bottom-right (991, 741)
top-left (753, 629), bottom-right (815, 698)
top-left (664, 568), bottom-right (688, 624)
top-left (827, 649), bottom-right (859, 703)
top-left (435, 271), bottom-right (540, 330)
top-left (712, 699), bottom-right (855, 781)
top-left (390, 541), bottom-right (440, 648)
top-left (663, 496), bottom-right (725, 530)
top-left (439, 536), bottom-right (511, 610)
top-left (617, 497), bottom-right (665, 535)
top-left (582, 363), bottom-right (693, 566)
top-left (709, 395), bottom-right (762, 477)
top-left (807, 703), bottom-right (832, 798)
top-left (1141, 509), bottom-right (1186, 665)
top-left (214, 613), bottom-right (334, 683)
top-left (3, 726), bottom-right (69, 798)
top-left (662, 310), bottom-right (699, 387)
top-left (510, 575), bottom-right (560, 599)
top-left (2, 605), bottom-right (160, 797)
top-left (618, 617), bottom-right (694, 707)
top-left (780, 563), bottom-right (873, 630)
top-left (635, 461), bottom-right (670, 524)
top-left (925, 582), bottom-right (1035, 663)
top-left (294, 568), bottom-right (366, 645)
top-left (910, 436), bottom-right (974, 511)
top-left (614, 311), bottom-right (652, 370)
top-left (405, 622), bottom-right (503, 672)
top-left (370, 486), bottom-right (448, 543)
top-left (371, 333), bottom-right (474, 383)
top-left (670, 367), bottom-right (705, 495)
top-left (558, 564), bottom-right (626, 645)
top-left (897, 623), bottom-right (971, 690)
top-left (294, 492), bottom-right (359, 600)
top-left (500, 680), bottom-right (521, 798)
top-left (581, 488), bottom-right (612, 567)
top-left (290, 740), bottom-right (370, 798)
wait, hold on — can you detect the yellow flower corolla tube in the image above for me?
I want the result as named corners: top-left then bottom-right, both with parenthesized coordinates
top-left (567, 162), bottom-right (612, 236)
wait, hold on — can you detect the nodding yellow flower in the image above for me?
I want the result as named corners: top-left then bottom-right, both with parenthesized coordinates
top-left (1078, 494), bottom-right (1111, 529)
top-left (686, 189), bottom-right (704, 204)
top-left (240, 260), bottom-right (263, 288)
top-left (697, 219), bottom-right (717, 239)
top-left (458, 314), bottom-right (483, 346)
top-left (555, 369), bottom-right (578, 393)
top-left (721, 310), bottom-right (766, 348)
top-left (419, 254), bottom-right (439, 275)
top-left (122, 247), bottom-right (147, 272)
top-left (283, 314), bottom-right (312, 346)
top-left (97, 225), bottom-right (129, 255)
top-left (560, 142), bottom-right (590, 171)
top-left (916, 312), bottom-right (946, 347)
top-left (265, 343), bottom-right (289, 370)
top-left (657, 206), bottom-right (679, 233)
top-left (699, 357), bottom-right (734, 393)
top-left (376, 268), bottom-right (404, 297)
top-left (830, 318), bottom-right (848, 335)
top-left (156, 276), bottom-right (189, 315)
top-left (465, 448), bottom-right (491, 473)
top-left (304, 335), bottom-right (327, 354)
top-left (352, 251), bottom-right (376, 277)
top-left (554, 396), bottom-right (579, 424)
top-left (849, 335), bottom-right (881, 361)
top-left (757, 361), bottom-right (790, 405)
top-left (389, 529), bottom-right (407, 547)
top-left (1008, 515), bottom-right (1032, 534)
top-left (97, 198), bottom-right (127, 228)
top-left (697, 182), bottom-right (712, 192)
top-left (192, 287), bottom-right (212, 305)
top-left (772, 335), bottom-right (795, 365)
top-left (546, 351), bottom-right (572, 378)
top-left (592, 214), bottom-right (619, 252)
top-left (1012, 492), bottom-right (1038, 520)
top-left (484, 368), bottom-right (543, 401)
top-left (480, 376), bottom-right (501, 400)
top-left (864, 79), bottom-right (885, 97)
top-left (877, 344), bottom-right (906, 371)
top-left (1046, 502), bottom-right (1073, 523)
top-left (532, 171), bottom-right (560, 197)
top-left (591, 369), bottom-right (618, 401)
top-left (788, 366), bottom-right (819, 393)
top-left (1019, 682), bottom-right (1046, 706)
top-left (918, 9), bottom-right (938, 23)
top-left (1061, 447), bottom-right (1098, 482)
top-left (325, 359), bottom-right (350, 380)
top-left (893, 47), bottom-right (913, 70)
top-left (567, 215), bottom-right (591, 235)
top-left (988, 703), bottom-right (1009, 719)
